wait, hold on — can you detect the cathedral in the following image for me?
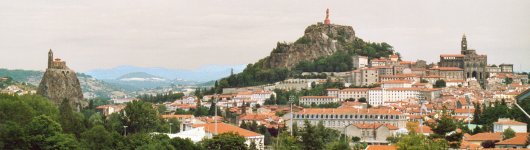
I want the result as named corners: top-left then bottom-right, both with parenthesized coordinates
top-left (439, 35), bottom-right (488, 84)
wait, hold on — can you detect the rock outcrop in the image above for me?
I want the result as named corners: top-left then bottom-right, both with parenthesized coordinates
top-left (264, 23), bottom-right (356, 69)
top-left (37, 50), bottom-right (86, 110)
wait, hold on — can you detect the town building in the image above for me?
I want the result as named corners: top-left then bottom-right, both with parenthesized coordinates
top-left (352, 55), bottom-right (368, 69)
top-left (192, 123), bottom-right (265, 150)
top-left (327, 88), bottom-right (369, 101)
top-left (299, 96), bottom-right (338, 105)
top-left (289, 108), bottom-right (407, 130)
top-left (493, 118), bottom-right (527, 133)
top-left (439, 35), bottom-right (488, 84)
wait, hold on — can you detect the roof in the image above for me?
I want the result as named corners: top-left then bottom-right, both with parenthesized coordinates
top-left (161, 114), bottom-right (194, 119)
top-left (496, 133), bottom-right (530, 145)
top-left (352, 123), bottom-right (399, 130)
top-left (296, 108), bottom-right (402, 115)
top-left (366, 145), bottom-right (397, 150)
top-left (433, 67), bottom-right (464, 71)
top-left (460, 140), bottom-right (480, 149)
top-left (192, 123), bottom-right (262, 137)
top-left (494, 119), bottom-right (527, 125)
top-left (465, 132), bottom-right (502, 141)
top-left (440, 54), bottom-right (464, 57)
top-left (381, 80), bottom-right (413, 84)
top-left (454, 108), bottom-right (474, 114)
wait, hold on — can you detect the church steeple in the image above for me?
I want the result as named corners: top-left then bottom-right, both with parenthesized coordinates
top-left (48, 49), bottom-right (53, 69)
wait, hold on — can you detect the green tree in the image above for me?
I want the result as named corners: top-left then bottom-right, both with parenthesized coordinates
top-left (121, 101), bottom-right (160, 133)
top-left (503, 128), bottom-right (516, 140)
top-left (249, 141), bottom-right (258, 150)
top-left (301, 120), bottom-right (324, 150)
top-left (58, 98), bottom-right (86, 137)
top-left (27, 115), bottom-right (79, 150)
top-left (169, 137), bottom-right (202, 150)
top-left (396, 133), bottom-right (448, 150)
top-left (201, 132), bottom-right (248, 150)
top-left (351, 136), bottom-right (361, 143)
top-left (503, 77), bottom-right (513, 84)
top-left (434, 80), bottom-right (446, 88)
top-left (358, 97), bottom-right (367, 103)
top-left (273, 132), bottom-right (302, 150)
top-left (325, 140), bottom-right (351, 150)
top-left (80, 125), bottom-right (115, 150)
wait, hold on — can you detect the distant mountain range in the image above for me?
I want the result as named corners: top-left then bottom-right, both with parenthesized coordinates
top-left (85, 65), bottom-right (245, 82)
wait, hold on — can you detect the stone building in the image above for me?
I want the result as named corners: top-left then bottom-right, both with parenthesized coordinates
top-left (352, 55), bottom-right (368, 69)
top-left (439, 35), bottom-right (487, 84)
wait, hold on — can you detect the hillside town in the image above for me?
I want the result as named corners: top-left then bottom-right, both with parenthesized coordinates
top-left (89, 10), bottom-right (530, 150)
top-left (1, 4), bottom-right (529, 150)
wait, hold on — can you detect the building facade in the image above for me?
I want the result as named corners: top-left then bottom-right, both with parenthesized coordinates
top-left (439, 35), bottom-right (488, 84)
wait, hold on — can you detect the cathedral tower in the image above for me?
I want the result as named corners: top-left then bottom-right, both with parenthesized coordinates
top-left (48, 49), bottom-right (53, 69)
top-left (461, 34), bottom-right (467, 51)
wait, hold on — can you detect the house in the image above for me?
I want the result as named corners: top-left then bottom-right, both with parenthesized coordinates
top-left (495, 133), bottom-right (530, 148)
top-left (95, 104), bottom-right (126, 116)
top-left (192, 123), bottom-right (265, 150)
top-left (344, 123), bottom-right (399, 144)
top-left (464, 132), bottom-right (503, 146)
top-left (493, 118), bottom-right (527, 133)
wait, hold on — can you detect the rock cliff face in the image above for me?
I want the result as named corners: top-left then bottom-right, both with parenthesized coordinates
top-left (37, 68), bottom-right (86, 110)
top-left (264, 23), bottom-right (356, 69)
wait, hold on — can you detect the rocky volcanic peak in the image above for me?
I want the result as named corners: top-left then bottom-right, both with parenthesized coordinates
top-left (266, 23), bottom-right (356, 69)
top-left (37, 68), bottom-right (86, 110)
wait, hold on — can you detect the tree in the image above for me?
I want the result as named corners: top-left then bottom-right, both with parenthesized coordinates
top-left (503, 128), bottom-right (516, 140)
top-left (249, 141), bottom-right (258, 150)
top-left (169, 137), bottom-right (202, 150)
top-left (358, 97), bottom-right (367, 103)
top-left (430, 114), bottom-right (462, 148)
top-left (301, 120), bottom-right (324, 150)
top-left (201, 132), bottom-right (248, 150)
top-left (325, 140), bottom-right (351, 150)
top-left (351, 136), bottom-right (361, 143)
top-left (27, 115), bottom-right (79, 149)
top-left (80, 125), bottom-right (115, 150)
top-left (273, 132), bottom-right (302, 150)
top-left (121, 101), bottom-right (160, 133)
top-left (503, 77), bottom-right (513, 84)
top-left (481, 140), bottom-right (495, 148)
top-left (59, 98), bottom-right (86, 137)
top-left (434, 80), bottom-right (446, 88)
top-left (420, 79), bottom-right (429, 83)
top-left (396, 133), bottom-right (448, 150)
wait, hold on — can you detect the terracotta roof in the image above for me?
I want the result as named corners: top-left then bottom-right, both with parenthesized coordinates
top-left (352, 123), bottom-right (399, 130)
top-left (192, 123), bottom-right (262, 137)
top-left (454, 108), bottom-right (474, 114)
top-left (495, 119), bottom-right (527, 125)
top-left (440, 54), bottom-right (464, 57)
top-left (414, 125), bottom-right (433, 134)
top-left (496, 133), bottom-right (530, 145)
top-left (381, 80), bottom-right (413, 84)
top-left (460, 140), bottom-right (480, 149)
top-left (465, 132), bottom-right (502, 141)
top-left (296, 108), bottom-right (402, 115)
top-left (161, 114), bottom-right (194, 119)
top-left (366, 145), bottom-right (397, 150)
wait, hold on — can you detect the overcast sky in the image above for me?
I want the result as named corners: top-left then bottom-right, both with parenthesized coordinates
top-left (1, 0), bottom-right (529, 72)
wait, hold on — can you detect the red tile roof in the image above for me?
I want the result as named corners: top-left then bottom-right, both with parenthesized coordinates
top-left (366, 145), bottom-right (397, 150)
top-left (496, 133), bottom-right (530, 145)
top-left (465, 132), bottom-right (502, 141)
top-left (192, 122), bottom-right (262, 137)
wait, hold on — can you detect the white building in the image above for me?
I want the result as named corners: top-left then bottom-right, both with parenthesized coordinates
top-left (289, 108), bottom-right (407, 130)
top-left (327, 88), bottom-right (369, 101)
top-left (300, 96), bottom-right (338, 105)
top-left (192, 123), bottom-right (265, 150)
top-left (380, 80), bottom-right (413, 88)
top-left (368, 88), bottom-right (421, 106)
top-left (493, 118), bottom-right (527, 133)
top-left (352, 55), bottom-right (369, 69)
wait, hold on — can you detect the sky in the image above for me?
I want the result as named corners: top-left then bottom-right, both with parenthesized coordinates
top-left (0, 0), bottom-right (529, 72)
